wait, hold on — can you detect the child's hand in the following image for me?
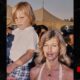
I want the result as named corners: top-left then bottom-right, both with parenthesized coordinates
top-left (7, 76), bottom-right (16, 80)
top-left (7, 63), bottom-right (18, 74)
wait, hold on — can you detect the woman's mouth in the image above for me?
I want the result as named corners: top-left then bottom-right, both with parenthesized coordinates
top-left (47, 53), bottom-right (53, 57)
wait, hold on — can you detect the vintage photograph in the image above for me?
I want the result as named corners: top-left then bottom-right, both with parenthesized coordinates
top-left (7, 0), bottom-right (74, 80)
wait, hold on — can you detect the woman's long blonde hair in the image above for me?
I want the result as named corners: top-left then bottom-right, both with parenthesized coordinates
top-left (39, 29), bottom-right (71, 66)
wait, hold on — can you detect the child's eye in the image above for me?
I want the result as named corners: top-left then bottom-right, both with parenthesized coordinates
top-left (43, 44), bottom-right (48, 47)
top-left (20, 17), bottom-right (24, 18)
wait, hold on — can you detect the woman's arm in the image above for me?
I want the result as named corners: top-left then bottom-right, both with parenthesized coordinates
top-left (30, 68), bottom-right (36, 80)
top-left (62, 64), bottom-right (73, 80)
top-left (30, 66), bottom-right (40, 80)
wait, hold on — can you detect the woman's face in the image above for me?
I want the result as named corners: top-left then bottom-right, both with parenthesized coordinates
top-left (15, 10), bottom-right (31, 29)
top-left (43, 37), bottom-right (60, 61)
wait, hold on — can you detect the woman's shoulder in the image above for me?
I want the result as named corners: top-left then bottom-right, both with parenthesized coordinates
top-left (30, 64), bottom-right (42, 74)
top-left (62, 64), bottom-right (73, 73)
top-left (62, 64), bottom-right (73, 80)
top-left (30, 64), bottom-right (43, 80)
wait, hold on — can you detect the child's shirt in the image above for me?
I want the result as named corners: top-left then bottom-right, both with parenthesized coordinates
top-left (10, 26), bottom-right (38, 63)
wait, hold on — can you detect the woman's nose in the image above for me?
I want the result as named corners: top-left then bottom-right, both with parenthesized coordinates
top-left (48, 46), bottom-right (52, 52)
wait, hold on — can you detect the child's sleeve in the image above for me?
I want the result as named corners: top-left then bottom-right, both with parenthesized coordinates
top-left (28, 33), bottom-right (39, 50)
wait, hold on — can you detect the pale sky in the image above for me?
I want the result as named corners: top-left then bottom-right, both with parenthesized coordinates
top-left (7, 0), bottom-right (73, 20)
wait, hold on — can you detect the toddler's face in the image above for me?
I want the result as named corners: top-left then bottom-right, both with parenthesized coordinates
top-left (15, 10), bottom-right (31, 29)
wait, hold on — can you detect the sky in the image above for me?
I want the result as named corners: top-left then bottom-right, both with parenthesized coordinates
top-left (7, 0), bottom-right (73, 20)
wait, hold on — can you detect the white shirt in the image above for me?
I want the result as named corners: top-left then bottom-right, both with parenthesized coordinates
top-left (10, 26), bottom-right (38, 62)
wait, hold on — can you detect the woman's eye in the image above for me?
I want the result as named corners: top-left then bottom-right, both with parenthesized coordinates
top-left (52, 45), bottom-right (57, 47)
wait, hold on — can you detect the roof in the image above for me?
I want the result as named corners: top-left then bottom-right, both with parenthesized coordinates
top-left (34, 8), bottom-right (73, 29)
top-left (7, 6), bottom-right (73, 29)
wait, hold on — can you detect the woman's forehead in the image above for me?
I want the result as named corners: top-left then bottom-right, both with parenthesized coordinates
top-left (44, 37), bottom-right (59, 44)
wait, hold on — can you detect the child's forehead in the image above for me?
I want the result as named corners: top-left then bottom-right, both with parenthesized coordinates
top-left (16, 9), bottom-right (25, 13)
top-left (15, 9), bottom-right (27, 16)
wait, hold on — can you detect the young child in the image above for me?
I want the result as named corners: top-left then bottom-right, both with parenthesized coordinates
top-left (30, 29), bottom-right (73, 80)
top-left (7, 2), bottom-right (38, 80)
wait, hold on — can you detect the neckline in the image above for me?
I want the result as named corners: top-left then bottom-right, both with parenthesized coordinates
top-left (37, 63), bottom-right (63, 80)
top-left (18, 26), bottom-right (33, 31)
top-left (45, 62), bottom-right (60, 71)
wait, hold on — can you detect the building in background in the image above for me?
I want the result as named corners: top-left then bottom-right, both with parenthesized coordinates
top-left (7, 5), bottom-right (73, 30)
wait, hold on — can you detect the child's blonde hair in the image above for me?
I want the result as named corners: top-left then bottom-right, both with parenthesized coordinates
top-left (12, 1), bottom-right (35, 25)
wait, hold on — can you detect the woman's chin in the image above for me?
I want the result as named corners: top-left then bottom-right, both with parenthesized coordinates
top-left (47, 57), bottom-right (54, 61)
top-left (46, 56), bottom-right (58, 62)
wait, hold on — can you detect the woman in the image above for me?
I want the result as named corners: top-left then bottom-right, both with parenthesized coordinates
top-left (30, 29), bottom-right (73, 80)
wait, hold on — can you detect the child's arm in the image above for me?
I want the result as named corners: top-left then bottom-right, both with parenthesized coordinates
top-left (7, 49), bottom-right (34, 74)
top-left (15, 49), bottom-right (34, 66)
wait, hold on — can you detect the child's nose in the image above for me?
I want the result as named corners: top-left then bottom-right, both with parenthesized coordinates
top-left (17, 19), bottom-right (21, 23)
